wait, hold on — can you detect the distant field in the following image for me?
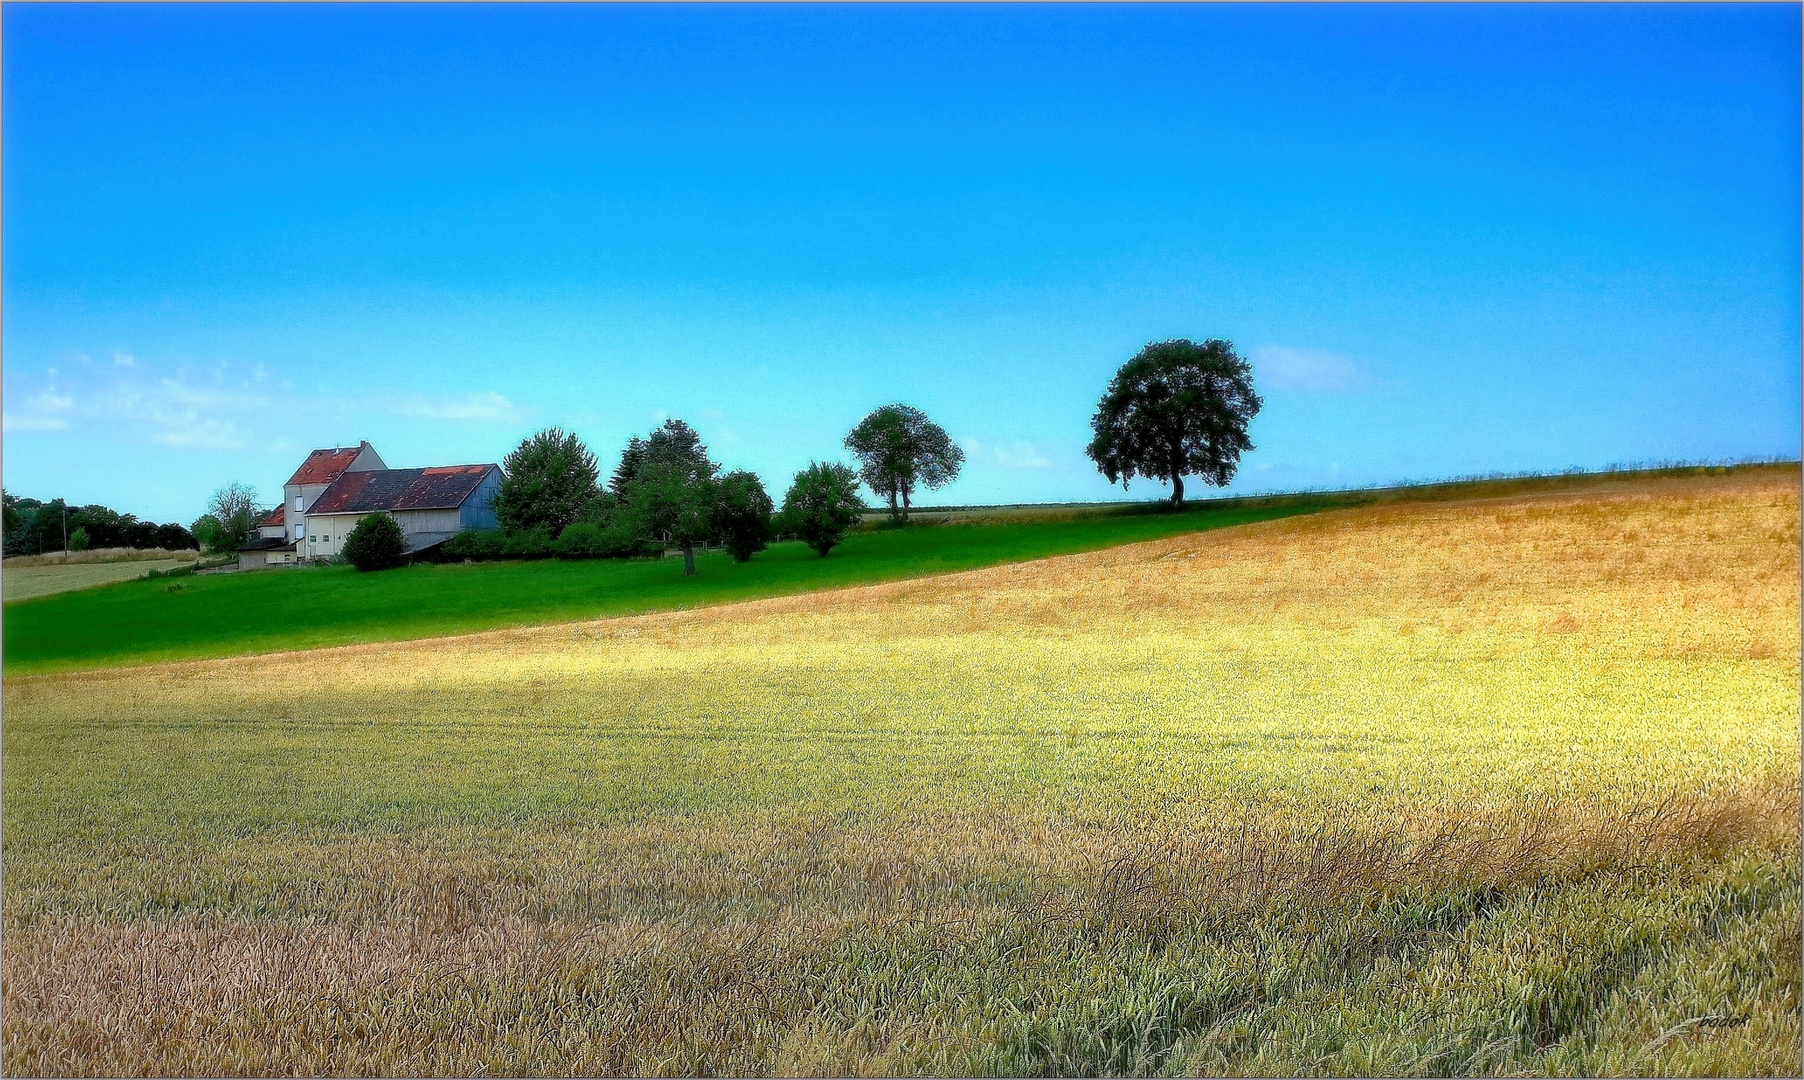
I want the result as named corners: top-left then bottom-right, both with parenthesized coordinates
top-left (1, 499), bottom-right (1332, 674)
top-left (6, 465), bottom-right (1784, 675)
top-left (0, 559), bottom-right (192, 603)
top-left (4, 469), bottom-right (1797, 1075)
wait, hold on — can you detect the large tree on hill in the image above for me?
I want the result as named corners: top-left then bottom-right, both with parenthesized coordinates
top-left (1086, 339), bottom-right (1262, 507)
top-left (495, 428), bottom-right (601, 537)
top-left (843, 404), bottom-right (964, 524)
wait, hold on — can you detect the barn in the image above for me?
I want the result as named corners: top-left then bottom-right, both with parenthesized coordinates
top-left (236, 443), bottom-right (501, 568)
top-left (301, 464), bottom-right (502, 559)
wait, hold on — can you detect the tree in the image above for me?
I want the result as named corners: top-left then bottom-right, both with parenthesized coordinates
top-left (342, 512), bottom-right (406, 571)
top-left (607, 419), bottom-right (724, 574)
top-left (205, 483), bottom-right (259, 551)
top-left (191, 514), bottom-right (223, 553)
top-left (781, 462), bottom-right (866, 557)
top-left (609, 419), bottom-right (714, 496)
top-left (1086, 339), bottom-right (1262, 507)
top-left (844, 404), bottom-right (965, 523)
top-left (713, 470), bottom-right (774, 562)
top-left (624, 461), bottom-right (717, 575)
top-left (68, 527), bottom-right (89, 552)
top-left (495, 428), bottom-right (601, 537)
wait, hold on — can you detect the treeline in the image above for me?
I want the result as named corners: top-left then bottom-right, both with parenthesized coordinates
top-left (435, 419), bottom-right (872, 576)
top-left (2, 492), bottom-right (197, 558)
top-left (381, 406), bottom-right (960, 576)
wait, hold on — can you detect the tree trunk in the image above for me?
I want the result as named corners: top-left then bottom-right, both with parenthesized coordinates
top-left (901, 483), bottom-right (912, 523)
top-left (887, 487), bottom-right (900, 523)
top-left (682, 542), bottom-right (696, 576)
top-left (1171, 460), bottom-right (1185, 507)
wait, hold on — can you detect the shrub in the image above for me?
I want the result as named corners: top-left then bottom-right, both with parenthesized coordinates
top-left (67, 527), bottom-right (89, 552)
top-left (444, 530), bottom-right (507, 559)
top-left (444, 530), bottom-right (504, 559)
top-left (341, 513), bottom-right (406, 571)
top-left (553, 523), bottom-right (611, 558)
top-left (501, 527), bottom-right (555, 558)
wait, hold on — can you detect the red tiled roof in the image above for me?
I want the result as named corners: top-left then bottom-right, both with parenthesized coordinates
top-left (307, 465), bottom-right (499, 515)
top-left (286, 445), bottom-right (367, 487)
top-left (259, 505), bottom-right (286, 527)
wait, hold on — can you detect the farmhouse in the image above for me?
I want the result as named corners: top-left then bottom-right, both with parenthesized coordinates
top-left (237, 442), bottom-right (501, 568)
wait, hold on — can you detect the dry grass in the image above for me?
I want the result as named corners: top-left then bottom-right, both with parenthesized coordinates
top-left (3, 546), bottom-right (199, 568)
top-left (3, 470), bottom-right (1798, 1075)
top-left (1, 559), bottom-right (197, 603)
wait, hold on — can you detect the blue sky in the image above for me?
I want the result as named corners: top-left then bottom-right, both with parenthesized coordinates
top-left (4, 3), bottom-right (1798, 524)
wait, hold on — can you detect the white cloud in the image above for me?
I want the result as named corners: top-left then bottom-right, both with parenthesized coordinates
top-left (965, 437), bottom-right (1053, 470)
top-left (1250, 346), bottom-right (1368, 392)
top-left (149, 418), bottom-right (256, 450)
top-left (392, 392), bottom-right (519, 423)
top-left (2, 390), bottom-right (75, 433)
top-left (3, 412), bottom-right (70, 432)
top-left (112, 352), bottom-right (137, 368)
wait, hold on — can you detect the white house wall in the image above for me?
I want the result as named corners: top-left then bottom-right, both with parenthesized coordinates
top-left (304, 513), bottom-right (369, 558)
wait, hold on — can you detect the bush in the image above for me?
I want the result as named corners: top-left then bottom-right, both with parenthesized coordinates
top-left (444, 529), bottom-right (507, 559)
top-left (502, 527), bottom-right (556, 558)
top-left (67, 527), bottom-right (89, 552)
top-left (341, 513), bottom-right (406, 571)
top-left (553, 522), bottom-right (611, 558)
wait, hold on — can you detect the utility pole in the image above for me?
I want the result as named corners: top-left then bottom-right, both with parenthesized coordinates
top-left (61, 503), bottom-right (67, 553)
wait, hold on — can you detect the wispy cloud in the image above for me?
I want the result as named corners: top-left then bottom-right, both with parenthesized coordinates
top-left (392, 391), bottom-right (520, 423)
top-left (1250, 346), bottom-right (1368, 393)
top-left (3, 390), bottom-right (75, 432)
top-left (964, 437), bottom-right (1053, 470)
top-left (5, 359), bottom-right (275, 450)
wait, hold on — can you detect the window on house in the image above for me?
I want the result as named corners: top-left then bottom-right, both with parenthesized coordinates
top-left (294, 495), bottom-right (303, 511)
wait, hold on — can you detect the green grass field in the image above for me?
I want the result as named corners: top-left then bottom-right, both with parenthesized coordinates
top-left (1, 499), bottom-right (1329, 674)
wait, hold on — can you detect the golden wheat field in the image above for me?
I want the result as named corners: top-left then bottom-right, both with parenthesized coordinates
top-left (3, 469), bottom-right (1799, 1076)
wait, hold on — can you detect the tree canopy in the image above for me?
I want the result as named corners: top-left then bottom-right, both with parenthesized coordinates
top-left (622, 461), bottom-right (717, 575)
top-left (207, 483), bottom-right (261, 552)
top-left (712, 470), bottom-right (775, 563)
top-left (843, 404), bottom-right (964, 523)
top-left (495, 428), bottom-right (601, 537)
top-left (610, 419), bottom-right (714, 496)
top-left (780, 462), bottom-right (866, 556)
top-left (1086, 339), bottom-right (1262, 506)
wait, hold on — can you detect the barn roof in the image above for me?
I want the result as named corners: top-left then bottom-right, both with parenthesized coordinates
top-left (286, 443), bottom-right (374, 487)
top-left (308, 465), bottom-right (499, 515)
top-left (237, 536), bottom-right (297, 553)
top-left (259, 505), bottom-right (286, 527)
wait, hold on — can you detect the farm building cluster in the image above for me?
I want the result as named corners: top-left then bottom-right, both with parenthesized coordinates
top-left (237, 442), bottom-right (500, 569)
